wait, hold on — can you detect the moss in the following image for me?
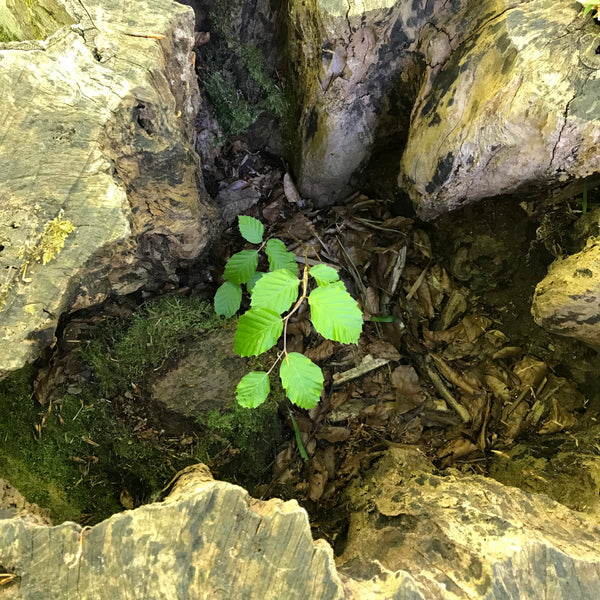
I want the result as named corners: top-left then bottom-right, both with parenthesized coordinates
top-left (0, 366), bottom-right (181, 524)
top-left (80, 296), bottom-right (220, 393)
top-left (204, 70), bottom-right (263, 136)
top-left (17, 211), bottom-right (76, 280)
top-left (198, 395), bottom-right (282, 485)
top-left (0, 297), bottom-right (286, 523)
top-left (282, 0), bottom-right (325, 165)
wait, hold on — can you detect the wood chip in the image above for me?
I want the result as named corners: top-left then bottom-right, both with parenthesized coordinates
top-left (283, 172), bottom-right (302, 204)
top-left (332, 354), bottom-right (390, 387)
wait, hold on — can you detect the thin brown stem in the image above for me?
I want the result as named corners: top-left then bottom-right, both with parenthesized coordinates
top-left (281, 265), bottom-right (309, 358)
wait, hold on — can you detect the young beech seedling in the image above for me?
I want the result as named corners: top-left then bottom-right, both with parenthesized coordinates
top-left (214, 215), bottom-right (363, 410)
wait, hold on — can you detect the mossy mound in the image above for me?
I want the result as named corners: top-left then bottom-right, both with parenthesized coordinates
top-left (0, 296), bottom-right (284, 524)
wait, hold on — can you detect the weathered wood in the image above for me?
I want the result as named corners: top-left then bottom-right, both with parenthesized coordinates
top-left (0, 0), bottom-right (219, 378)
top-left (400, 0), bottom-right (600, 219)
top-left (0, 465), bottom-right (344, 600)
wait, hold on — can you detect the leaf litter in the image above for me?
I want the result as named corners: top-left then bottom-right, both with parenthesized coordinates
top-left (29, 142), bottom-right (600, 540)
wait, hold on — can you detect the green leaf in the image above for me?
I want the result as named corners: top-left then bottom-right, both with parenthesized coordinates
top-left (265, 238), bottom-right (297, 275)
top-left (214, 281), bottom-right (242, 317)
top-left (251, 269), bottom-right (300, 314)
top-left (234, 307), bottom-right (283, 356)
top-left (309, 263), bottom-right (339, 287)
top-left (583, 4), bottom-right (594, 16)
top-left (246, 271), bottom-right (264, 294)
top-left (308, 281), bottom-right (363, 344)
top-left (236, 371), bottom-right (270, 408)
top-left (224, 249), bottom-right (258, 284)
top-left (238, 215), bottom-right (264, 244)
top-left (280, 352), bottom-right (323, 409)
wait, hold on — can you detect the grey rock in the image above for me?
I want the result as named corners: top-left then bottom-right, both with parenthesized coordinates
top-left (3, 452), bottom-right (600, 598)
top-left (0, 479), bottom-right (51, 526)
top-left (0, 0), bottom-right (219, 378)
top-left (531, 234), bottom-right (600, 349)
top-left (148, 329), bottom-right (247, 419)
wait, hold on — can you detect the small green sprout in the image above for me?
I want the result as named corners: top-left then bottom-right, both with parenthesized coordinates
top-left (215, 216), bottom-right (363, 410)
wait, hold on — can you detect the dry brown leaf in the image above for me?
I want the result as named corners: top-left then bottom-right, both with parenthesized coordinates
top-left (194, 31), bottom-right (210, 46)
top-left (34, 364), bottom-right (65, 405)
top-left (278, 213), bottom-right (315, 242)
top-left (365, 286), bottom-right (380, 314)
top-left (461, 315), bottom-right (491, 342)
top-left (315, 425), bottom-right (351, 443)
top-left (320, 445), bottom-right (336, 480)
top-left (329, 389), bottom-right (350, 410)
top-left (262, 199), bottom-right (283, 224)
top-left (366, 341), bottom-right (401, 361)
top-left (485, 374), bottom-right (511, 403)
top-left (304, 339), bottom-right (335, 362)
top-left (307, 457), bottom-right (328, 501)
top-left (391, 365), bottom-right (422, 396)
top-left (361, 403), bottom-right (392, 427)
top-left (513, 356), bottom-right (548, 389)
top-left (538, 398), bottom-right (578, 434)
top-left (381, 216), bottom-right (413, 231)
top-left (285, 322), bottom-right (305, 354)
top-left (120, 488), bottom-right (135, 510)
top-left (436, 437), bottom-right (478, 463)
top-left (416, 281), bottom-right (435, 318)
top-left (493, 346), bottom-right (524, 360)
top-left (502, 400), bottom-right (529, 442)
top-left (413, 229), bottom-right (432, 258)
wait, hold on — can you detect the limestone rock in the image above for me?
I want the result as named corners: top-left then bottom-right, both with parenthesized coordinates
top-left (338, 447), bottom-right (600, 599)
top-left (0, 464), bottom-right (344, 600)
top-left (531, 236), bottom-right (600, 349)
top-left (0, 479), bottom-right (51, 526)
top-left (400, 0), bottom-right (600, 219)
top-left (0, 0), bottom-right (219, 378)
top-left (3, 453), bottom-right (600, 598)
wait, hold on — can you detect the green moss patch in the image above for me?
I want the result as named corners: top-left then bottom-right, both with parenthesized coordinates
top-left (0, 366), bottom-right (176, 524)
top-left (80, 296), bottom-right (219, 393)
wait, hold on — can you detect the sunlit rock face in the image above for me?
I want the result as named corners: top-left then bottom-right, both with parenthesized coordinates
top-left (4, 453), bottom-right (600, 599)
top-left (532, 217), bottom-right (600, 349)
top-left (0, 0), bottom-right (219, 378)
top-left (0, 465), bottom-right (345, 600)
top-left (400, 0), bottom-right (600, 219)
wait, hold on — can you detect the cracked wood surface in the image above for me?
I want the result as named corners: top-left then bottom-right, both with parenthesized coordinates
top-left (0, 0), bottom-right (218, 378)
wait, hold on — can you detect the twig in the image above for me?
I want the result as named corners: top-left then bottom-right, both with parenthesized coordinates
top-left (406, 265), bottom-right (429, 301)
top-left (431, 354), bottom-right (477, 396)
top-left (423, 361), bottom-right (471, 423)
